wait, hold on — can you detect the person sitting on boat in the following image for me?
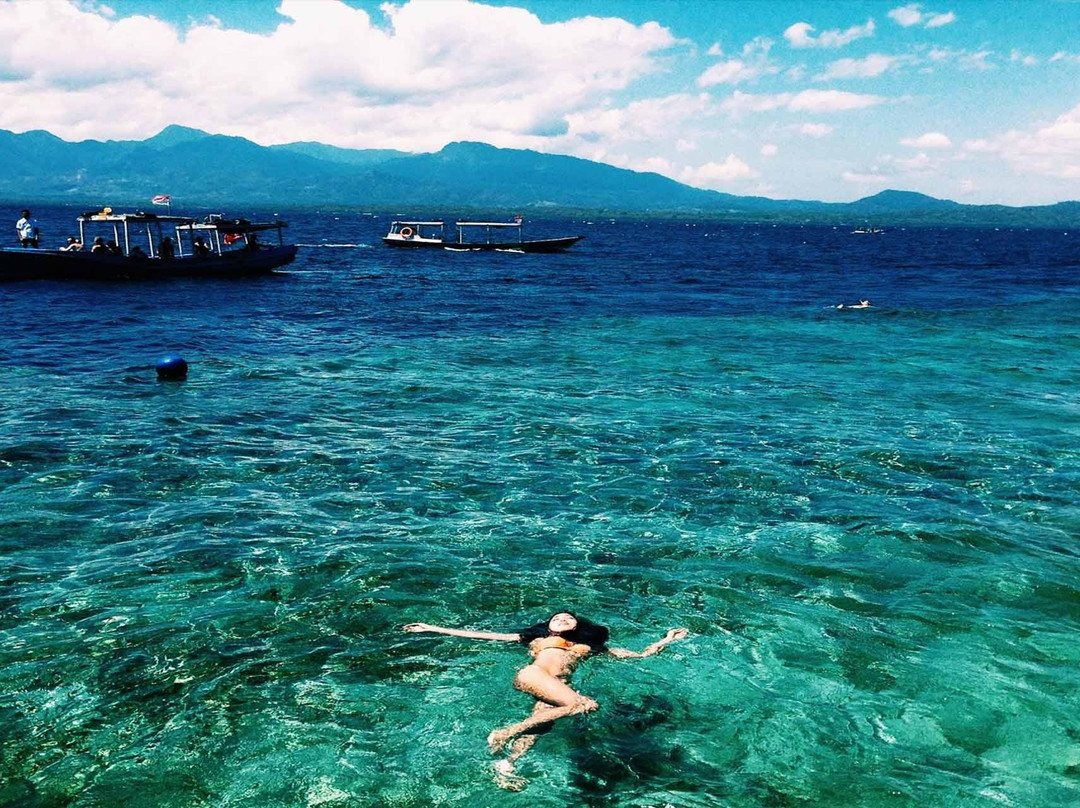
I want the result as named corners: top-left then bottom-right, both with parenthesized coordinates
top-left (193, 236), bottom-right (211, 257)
top-left (90, 236), bottom-right (108, 253)
top-left (16, 209), bottom-right (39, 248)
top-left (158, 236), bottom-right (175, 259)
top-left (245, 233), bottom-right (261, 251)
top-left (128, 245), bottom-right (147, 259)
top-left (106, 239), bottom-right (123, 255)
top-left (60, 236), bottom-right (83, 252)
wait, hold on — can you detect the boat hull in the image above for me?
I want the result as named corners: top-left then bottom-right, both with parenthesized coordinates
top-left (0, 245), bottom-right (298, 281)
top-left (382, 235), bottom-right (584, 253)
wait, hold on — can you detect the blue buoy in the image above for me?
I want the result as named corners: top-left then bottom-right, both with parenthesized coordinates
top-left (156, 355), bottom-right (188, 381)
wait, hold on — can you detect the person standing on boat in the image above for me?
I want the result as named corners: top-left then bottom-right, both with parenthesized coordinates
top-left (16, 209), bottom-right (39, 248)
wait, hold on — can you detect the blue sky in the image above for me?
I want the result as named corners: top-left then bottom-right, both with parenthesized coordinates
top-left (1, 0), bottom-right (1078, 204)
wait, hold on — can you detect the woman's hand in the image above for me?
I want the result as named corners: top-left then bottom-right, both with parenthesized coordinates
top-left (665, 628), bottom-right (689, 642)
top-left (403, 623), bottom-right (435, 633)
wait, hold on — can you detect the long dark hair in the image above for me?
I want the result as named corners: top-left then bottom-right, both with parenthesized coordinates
top-left (517, 612), bottom-right (610, 650)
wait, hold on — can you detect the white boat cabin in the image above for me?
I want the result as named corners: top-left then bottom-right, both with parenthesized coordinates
top-left (384, 221), bottom-right (447, 245)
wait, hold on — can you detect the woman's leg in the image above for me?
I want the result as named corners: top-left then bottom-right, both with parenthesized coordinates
top-left (492, 702), bottom-right (553, 789)
top-left (488, 666), bottom-right (598, 753)
top-left (504, 702), bottom-right (554, 762)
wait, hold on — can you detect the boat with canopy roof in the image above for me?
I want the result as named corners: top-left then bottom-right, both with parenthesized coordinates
top-left (0, 209), bottom-right (297, 281)
top-left (383, 219), bottom-right (583, 253)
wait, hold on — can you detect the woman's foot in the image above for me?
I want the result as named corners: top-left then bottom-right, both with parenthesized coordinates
top-left (493, 759), bottom-right (528, 791)
top-left (487, 728), bottom-right (514, 754)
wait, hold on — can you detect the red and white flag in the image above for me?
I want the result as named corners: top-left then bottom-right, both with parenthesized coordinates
top-left (151, 194), bottom-right (171, 206)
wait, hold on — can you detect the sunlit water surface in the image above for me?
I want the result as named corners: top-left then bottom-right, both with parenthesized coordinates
top-left (2, 209), bottom-right (1080, 807)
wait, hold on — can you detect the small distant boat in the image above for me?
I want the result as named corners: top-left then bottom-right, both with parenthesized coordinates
top-left (852, 226), bottom-right (885, 235)
top-left (0, 210), bottom-right (297, 281)
top-left (383, 219), bottom-right (584, 253)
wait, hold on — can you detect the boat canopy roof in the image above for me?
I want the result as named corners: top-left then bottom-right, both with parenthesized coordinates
top-left (175, 219), bottom-right (288, 233)
top-left (455, 221), bottom-right (522, 228)
top-left (77, 212), bottom-right (195, 225)
top-left (393, 221), bottom-right (444, 226)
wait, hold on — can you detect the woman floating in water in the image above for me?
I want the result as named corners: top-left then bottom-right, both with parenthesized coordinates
top-left (403, 612), bottom-right (689, 789)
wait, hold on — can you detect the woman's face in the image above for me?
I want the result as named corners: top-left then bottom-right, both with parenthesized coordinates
top-left (548, 613), bottom-right (578, 633)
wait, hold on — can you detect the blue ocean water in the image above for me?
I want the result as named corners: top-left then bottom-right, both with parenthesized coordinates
top-left (2, 206), bottom-right (1080, 807)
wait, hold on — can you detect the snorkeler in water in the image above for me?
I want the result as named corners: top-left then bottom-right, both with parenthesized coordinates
top-left (404, 612), bottom-right (689, 790)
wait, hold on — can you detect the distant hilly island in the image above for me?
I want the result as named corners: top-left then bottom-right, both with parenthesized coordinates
top-left (1, 125), bottom-right (1077, 226)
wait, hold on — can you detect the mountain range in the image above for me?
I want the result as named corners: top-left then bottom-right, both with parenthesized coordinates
top-left (1, 125), bottom-right (1077, 226)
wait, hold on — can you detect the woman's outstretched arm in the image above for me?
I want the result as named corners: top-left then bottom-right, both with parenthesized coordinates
top-left (403, 622), bottom-right (521, 642)
top-left (608, 628), bottom-right (689, 658)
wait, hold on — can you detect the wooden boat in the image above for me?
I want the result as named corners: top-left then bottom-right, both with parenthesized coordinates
top-left (0, 210), bottom-right (297, 281)
top-left (383, 219), bottom-right (583, 253)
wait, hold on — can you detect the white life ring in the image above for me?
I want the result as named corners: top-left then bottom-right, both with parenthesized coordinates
top-left (400, 227), bottom-right (414, 238)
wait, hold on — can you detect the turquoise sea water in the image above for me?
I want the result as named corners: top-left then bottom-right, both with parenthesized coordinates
top-left (2, 214), bottom-right (1080, 806)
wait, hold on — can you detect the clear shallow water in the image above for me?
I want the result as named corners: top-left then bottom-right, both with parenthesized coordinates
top-left (2, 209), bottom-right (1080, 806)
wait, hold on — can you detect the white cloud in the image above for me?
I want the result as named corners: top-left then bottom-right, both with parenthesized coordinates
top-left (961, 50), bottom-right (993, 71)
top-left (960, 100), bottom-right (1080, 179)
top-left (783, 19), bottom-right (875, 49)
top-left (888, 5), bottom-right (955, 29)
top-left (721, 91), bottom-right (791, 114)
top-left (1009, 49), bottom-right (1038, 66)
top-left (1050, 51), bottom-right (1080, 64)
top-left (842, 149), bottom-right (942, 181)
top-left (721, 89), bottom-right (885, 115)
top-left (680, 154), bottom-right (759, 188)
top-left (567, 93), bottom-right (712, 143)
top-left (676, 138), bottom-right (697, 152)
top-left (855, 150), bottom-right (943, 177)
top-left (797, 123), bottom-right (835, 138)
top-left (842, 170), bottom-right (890, 183)
top-left (0, 0), bottom-right (678, 151)
top-left (818, 54), bottom-right (900, 80)
top-left (698, 60), bottom-right (757, 86)
top-left (761, 144), bottom-right (778, 156)
top-left (900, 132), bottom-right (952, 148)
top-left (633, 156), bottom-right (677, 176)
top-left (925, 12), bottom-right (956, 28)
top-left (959, 178), bottom-right (976, 195)
top-left (707, 42), bottom-right (723, 57)
top-left (893, 152), bottom-right (933, 172)
top-left (928, 46), bottom-right (994, 71)
top-left (888, 4), bottom-right (923, 27)
top-left (962, 138), bottom-right (996, 154)
top-left (697, 36), bottom-right (778, 87)
top-left (789, 89), bottom-right (886, 112)
top-left (741, 36), bottom-right (774, 58)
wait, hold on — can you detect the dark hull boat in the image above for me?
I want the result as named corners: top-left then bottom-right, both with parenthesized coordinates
top-left (0, 245), bottom-right (297, 281)
top-left (0, 211), bottom-right (296, 282)
top-left (383, 235), bottom-right (584, 253)
top-left (383, 219), bottom-right (583, 253)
